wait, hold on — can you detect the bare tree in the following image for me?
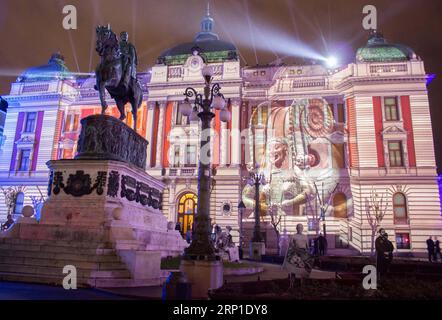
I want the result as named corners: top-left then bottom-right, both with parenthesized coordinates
top-left (267, 205), bottom-right (282, 254)
top-left (29, 186), bottom-right (47, 220)
top-left (306, 194), bottom-right (321, 236)
top-left (365, 188), bottom-right (388, 255)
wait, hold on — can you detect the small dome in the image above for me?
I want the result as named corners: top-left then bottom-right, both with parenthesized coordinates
top-left (356, 30), bottom-right (417, 63)
top-left (157, 3), bottom-right (237, 65)
top-left (18, 52), bottom-right (71, 82)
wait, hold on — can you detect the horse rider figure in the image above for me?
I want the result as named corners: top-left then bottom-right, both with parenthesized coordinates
top-left (119, 31), bottom-right (138, 90)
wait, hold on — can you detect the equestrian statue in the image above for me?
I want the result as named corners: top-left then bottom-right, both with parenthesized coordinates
top-left (95, 25), bottom-right (142, 131)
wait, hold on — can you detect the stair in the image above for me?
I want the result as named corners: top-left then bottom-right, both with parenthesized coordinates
top-left (0, 238), bottom-right (154, 288)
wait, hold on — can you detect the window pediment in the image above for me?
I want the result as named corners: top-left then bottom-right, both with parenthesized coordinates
top-left (381, 125), bottom-right (407, 138)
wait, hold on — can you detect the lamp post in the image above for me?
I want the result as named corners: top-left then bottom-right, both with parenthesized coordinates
top-left (238, 200), bottom-right (246, 259)
top-left (178, 64), bottom-right (230, 259)
top-left (248, 170), bottom-right (265, 260)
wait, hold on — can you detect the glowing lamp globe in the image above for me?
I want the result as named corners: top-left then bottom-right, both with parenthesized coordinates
top-left (202, 65), bottom-right (214, 78)
top-left (220, 108), bottom-right (231, 122)
top-left (211, 95), bottom-right (225, 110)
top-left (189, 108), bottom-right (199, 122)
top-left (179, 99), bottom-right (193, 116)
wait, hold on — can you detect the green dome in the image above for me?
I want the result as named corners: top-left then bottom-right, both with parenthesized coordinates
top-left (356, 31), bottom-right (416, 63)
top-left (18, 52), bottom-right (71, 82)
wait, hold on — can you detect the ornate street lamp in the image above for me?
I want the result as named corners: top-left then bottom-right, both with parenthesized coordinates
top-left (237, 200), bottom-right (246, 259)
top-left (179, 64), bottom-right (230, 259)
top-left (248, 171), bottom-right (265, 243)
top-left (244, 168), bottom-right (266, 261)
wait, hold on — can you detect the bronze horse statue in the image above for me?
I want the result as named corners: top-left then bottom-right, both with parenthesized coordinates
top-left (95, 25), bottom-right (142, 131)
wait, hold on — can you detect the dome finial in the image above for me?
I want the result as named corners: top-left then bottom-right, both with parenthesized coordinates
top-left (207, 0), bottom-right (210, 17)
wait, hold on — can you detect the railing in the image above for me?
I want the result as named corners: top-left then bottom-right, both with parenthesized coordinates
top-left (369, 64), bottom-right (408, 74)
top-left (22, 84), bottom-right (49, 93)
top-left (166, 168), bottom-right (196, 177)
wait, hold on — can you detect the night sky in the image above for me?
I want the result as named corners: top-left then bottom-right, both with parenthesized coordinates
top-left (0, 0), bottom-right (441, 172)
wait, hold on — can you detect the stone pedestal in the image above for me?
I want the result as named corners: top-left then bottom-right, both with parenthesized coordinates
top-left (250, 242), bottom-right (266, 261)
top-left (180, 259), bottom-right (223, 299)
top-left (0, 115), bottom-right (187, 287)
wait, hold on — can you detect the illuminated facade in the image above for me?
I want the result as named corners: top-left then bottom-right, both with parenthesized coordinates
top-left (0, 10), bottom-right (440, 255)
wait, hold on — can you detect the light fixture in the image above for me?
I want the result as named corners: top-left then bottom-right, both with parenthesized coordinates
top-left (219, 108), bottom-right (231, 122)
top-left (179, 98), bottom-right (193, 116)
top-left (202, 65), bottom-right (214, 78)
top-left (189, 108), bottom-right (199, 121)
top-left (211, 95), bottom-right (225, 110)
top-left (325, 56), bottom-right (338, 68)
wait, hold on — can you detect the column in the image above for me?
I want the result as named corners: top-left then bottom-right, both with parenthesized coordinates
top-left (220, 121), bottom-right (229, 166)
top-left (145, 101), bottom-right (156, 168)
top-left (230, 99), bottom-right (241, 166)
top-left (155, 102), bottom-right (166, 168)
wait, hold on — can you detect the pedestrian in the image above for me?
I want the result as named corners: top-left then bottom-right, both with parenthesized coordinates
top-left (426, 236), bottom-right (435, 262)
top-left (375, 228), bottom-right (394, 280)
top-left (434, 236), bottom-right (441, 262)
top-left (318, 233), bottom-right (327, 256)
top-left (313, 237), bottom-right (319, 256)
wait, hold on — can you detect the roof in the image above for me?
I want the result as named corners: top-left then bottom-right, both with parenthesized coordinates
top-left (17, 52), bottom-right (72, 82)
top-left (157, 4), bottom-right (237, 65)
top-left (356, 30), bottom-right (417, 63)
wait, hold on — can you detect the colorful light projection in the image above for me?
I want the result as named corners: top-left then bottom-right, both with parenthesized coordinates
top-left (242, 97), bottom-right (349, 221)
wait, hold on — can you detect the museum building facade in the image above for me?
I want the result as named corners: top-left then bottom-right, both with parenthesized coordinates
top-left (0, 9), bottom-right (440, 255)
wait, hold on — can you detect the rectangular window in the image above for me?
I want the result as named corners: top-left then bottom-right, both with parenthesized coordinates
top-left (396, 233), bottom-right (411, 249)
top-left (72, 114), bottom-right (80, 131)
top-left (64, 114), bottom-right (72, 132)
top-left (18, 149), bottom-right (31, 171)
top-left (173, 145), bottom-right (180, 168)
top-left (388, 141), bottom-right (404, 167)
top-left (24, 112), bottom-right (37, 133)
top-left (185, 145), bottom-right (196, 167)
top-left (384, 97), bottom-right (399, 121)
top-left (332, 143), bottom-right (346, 168)
top-left (337, 103), bottom-right (345, 123)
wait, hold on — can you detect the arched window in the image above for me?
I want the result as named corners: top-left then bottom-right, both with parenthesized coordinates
top-left (393, 192), bottom-right (408, 223)
top-left (333, 193), bottom-right (347, 218)
top-left (14, 192), bottom-right (25, 215)
top-left (177, 193), bottom-right (197, 237)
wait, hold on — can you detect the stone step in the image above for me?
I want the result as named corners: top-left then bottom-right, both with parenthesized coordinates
top-left (0, 238), bottom-right (113, 249)
top-left (0, 271), bottom-right (159, 289)
top-left (91, 277), bottom-right (161, 288)
top-left (0, 249), bottom-right (121, 263)
top-left (0, 243), bottom-right (115, 256)
top-left (0, 271), bottom-right (92, 288)
top-left (0, 263), bottom-right (131, 279)
top-left (0, 256), bottom-right (127, 271)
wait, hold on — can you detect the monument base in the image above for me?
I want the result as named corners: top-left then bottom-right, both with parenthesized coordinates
top-left (180, 259), bottom-right (223, 299)
top-left (0, 159), bottom-right (187, 288)
top-left (250, 242), bottom-right (266, 261)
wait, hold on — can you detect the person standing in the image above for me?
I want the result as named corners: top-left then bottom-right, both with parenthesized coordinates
top-left (375, 228), bottom-right (394, 279)
top-left (434, 237), bottom-right (441, 262)
top-left (318, 233), bottom-right (327, 256)
top-left (426, 236), bottom-right (435, 262)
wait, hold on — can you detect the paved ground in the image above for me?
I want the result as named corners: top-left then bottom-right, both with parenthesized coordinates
top-left (0, 281), bottom-right (129, 300)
